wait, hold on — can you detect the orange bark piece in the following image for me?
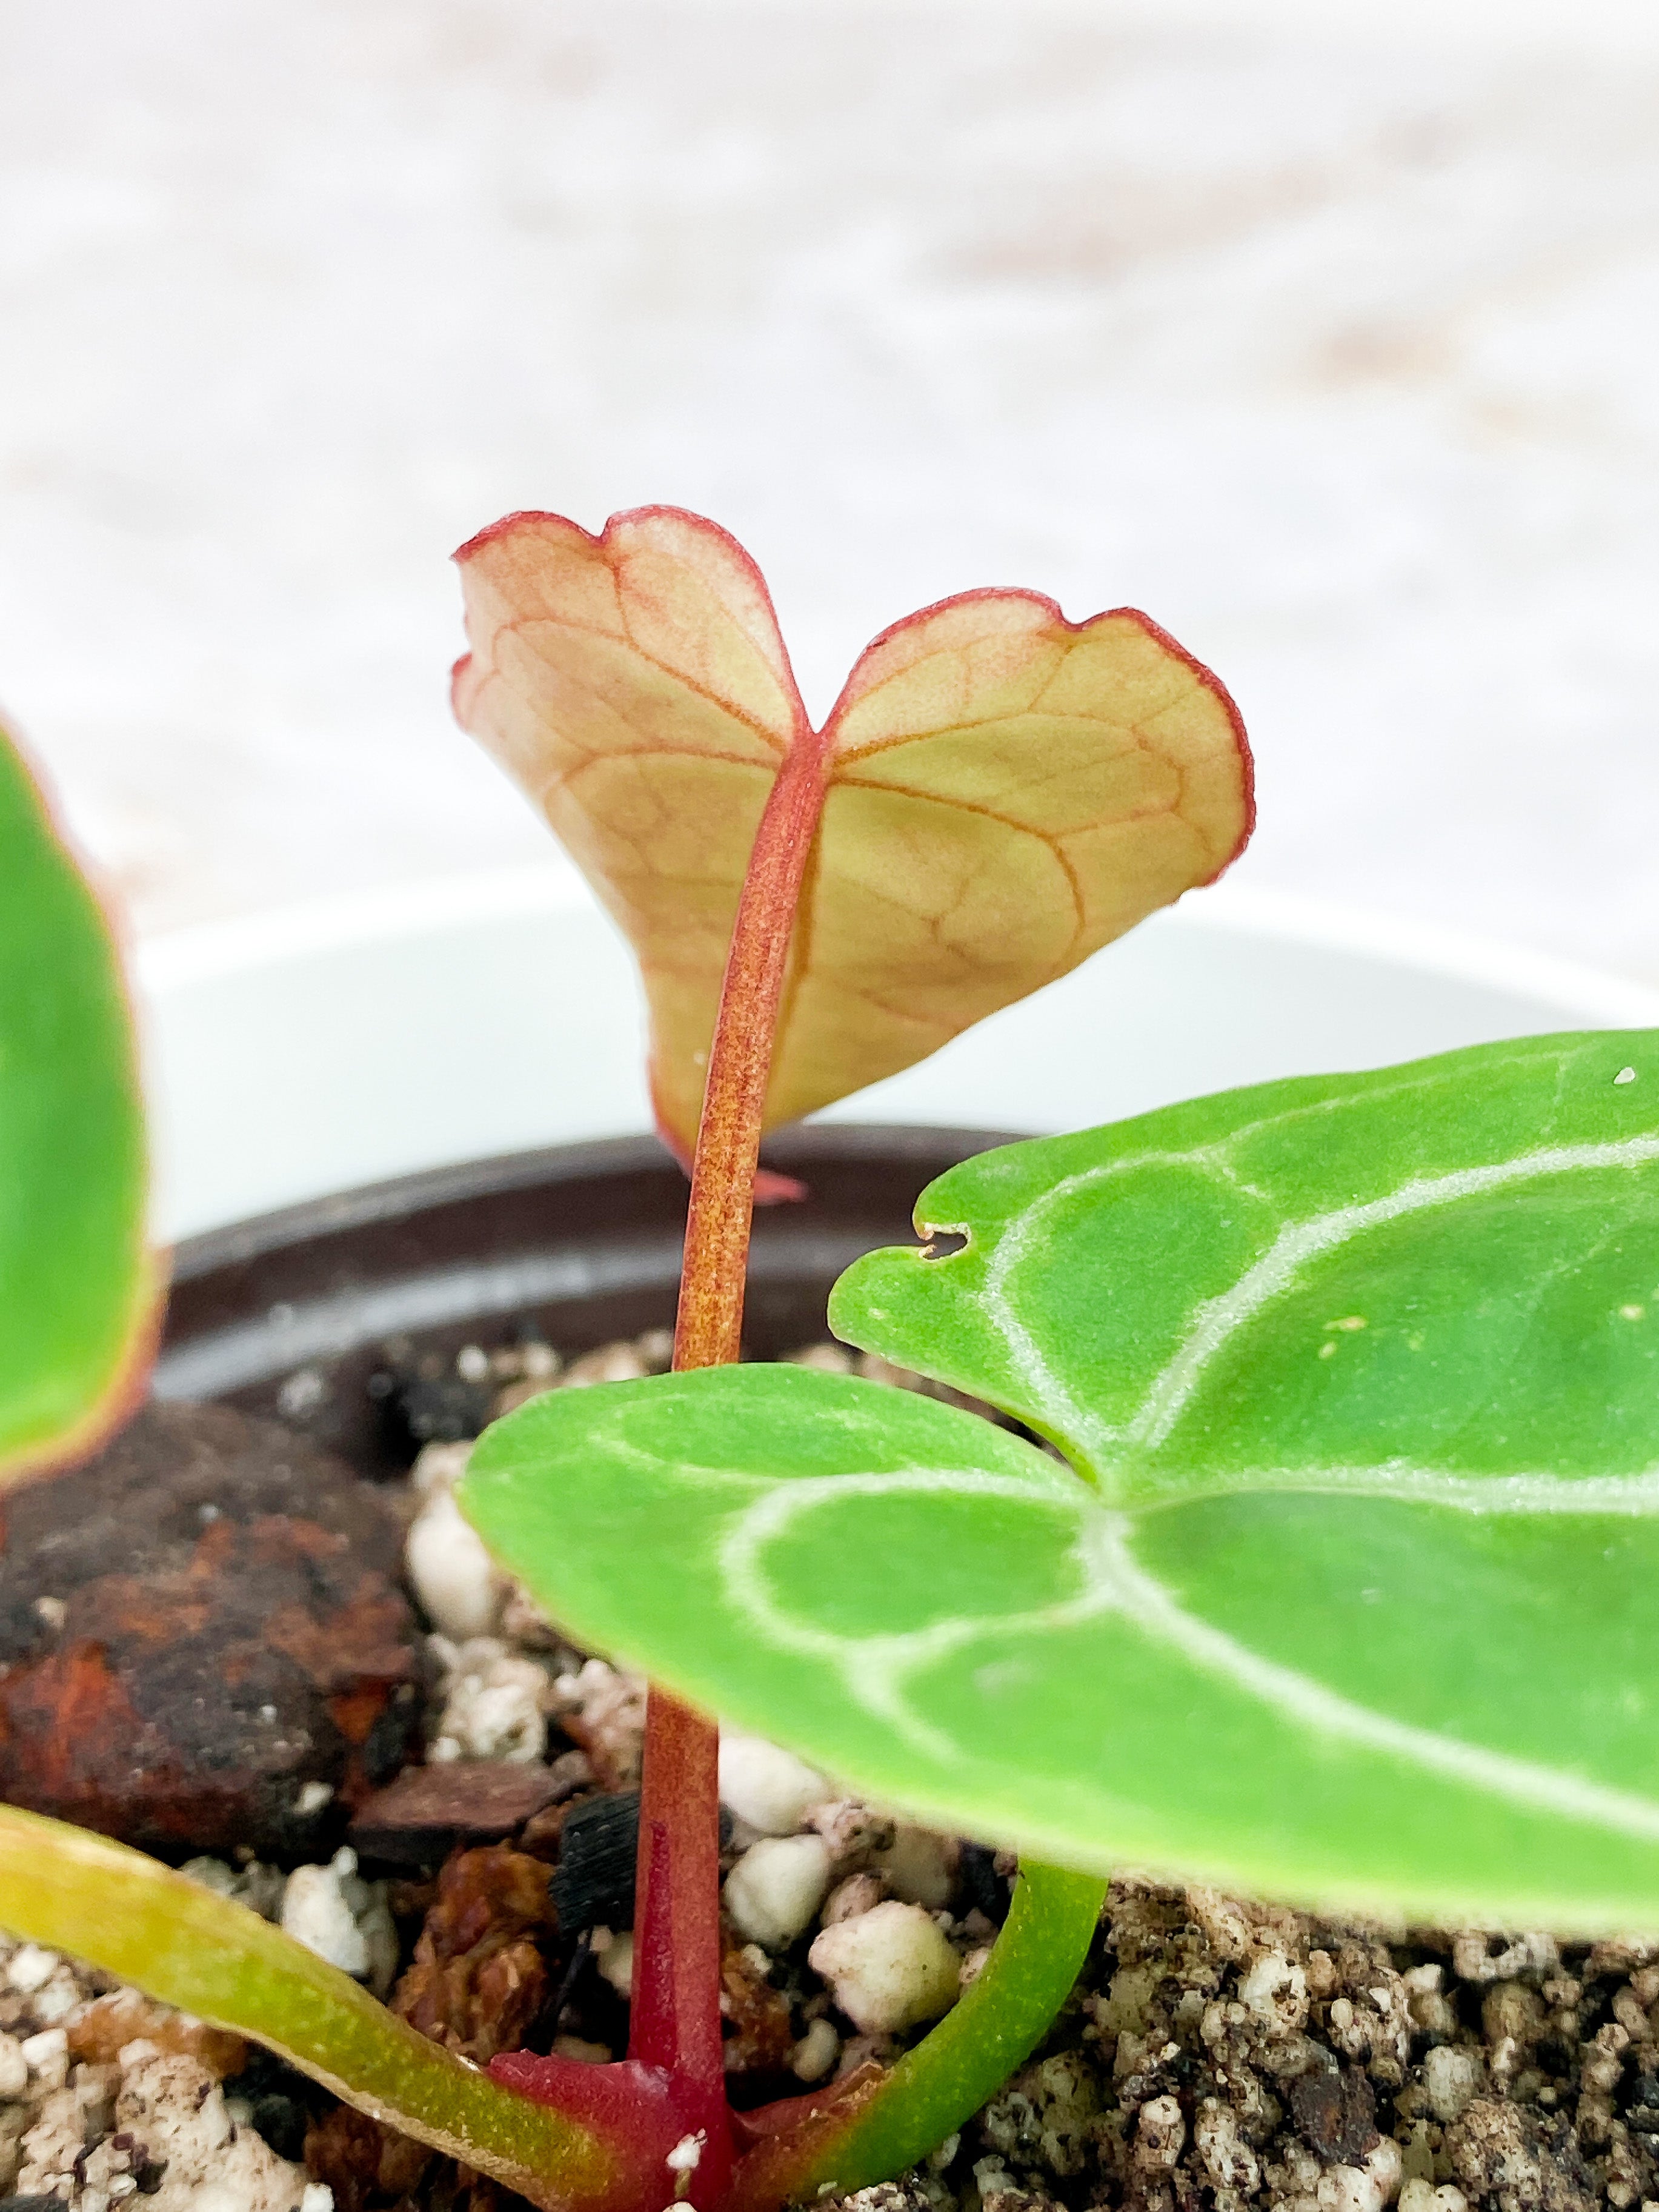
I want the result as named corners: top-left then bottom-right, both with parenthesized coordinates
top-left (391, 1844), bottom-right (556, 2065)
top-left (453, 507), bottom-right (1253, 1165)
top-left (70, 1988), bottom-right (250, 2079)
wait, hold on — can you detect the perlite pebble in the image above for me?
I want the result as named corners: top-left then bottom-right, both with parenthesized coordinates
top-left (808, 1900), bottom-right (960, 2034)
top-left (874, 1825), bottom-right (957, 1910)
top-left (822, 1872), bottom-right (885, 1925)
top-left (29, 1981), bottom-right (80, 2030)
top-left (972, 2156), bottom-right (1016, 2204)
top-left (1134, 2094), bottom-right (1186, 2171)
top-left (280, 1849), bottom-right (397, 1991)
top-left (783, 1344), bottom-right (854, 1375)
top-left (181, 1856), bottom-right (287, 1921)
top-left (1399, 2184), bottom-right (1468, 2212)
top-left (548, 1658), bottom-right (647, 1786)
top-left (1450, 1930), bottom-right (1558, 1984)
top-left (928, 2132), bottom-right (960, 2173)
top-left (1238, 1948), bottom-right (1309, 2033)
top-left (790, 2018), bottom-right (839, 2083)
top-left (428, 1636), bottom-right (550, 1763)
top-left (77, 2046), bottom-right (311, 2212)
top-left (1421, 2042), bottom-right (1484, 2122)
top-left (1317, 2170), bottom-right (1378, 2212)
top-left (723, 1835), bottom-right (831, 1949)
top-left (405, 1487), bottom-right (503, 1639)
top-left (6, 1946), bottom-right (59, 1995)
top-left (717, 1733), bottom-right (827, 1836)
top-left (804, 1798), bottom-right (896, 1869)
top-left (282, 1855), bottom-right (370, 1976)
top-left (562, 1342), bottom-right (650, 1386)
top-left (1194, 2099), bottom-right (1259, 2196)
top-left (0, 2032), bottom-right (27, 2099)
top-left (21, 2029), bottom-right (68, 2089)
top-left (593, 1930), bottom-right (634, 1999)
top-left (1317, 2139), bottom-right (1403, 2212)
top-left (981, 2050), bottom-right (1097, 2177)
top-left (411, 1440), bottom-right (474, 1498)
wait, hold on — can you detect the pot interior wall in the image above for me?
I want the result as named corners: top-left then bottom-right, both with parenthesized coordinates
top-left (155, 1125), bottom-right (1021, 1470)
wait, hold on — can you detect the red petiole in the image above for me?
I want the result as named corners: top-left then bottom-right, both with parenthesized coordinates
top-left (491, 727), bottom-right (867, 2207)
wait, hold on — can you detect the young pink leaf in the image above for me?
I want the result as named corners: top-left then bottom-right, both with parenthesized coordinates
top-left (453, 507), bottom-right (1252, 1168)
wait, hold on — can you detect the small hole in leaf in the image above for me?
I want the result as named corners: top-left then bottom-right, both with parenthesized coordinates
top-left (917, 1230), bottom-right (968, 1261)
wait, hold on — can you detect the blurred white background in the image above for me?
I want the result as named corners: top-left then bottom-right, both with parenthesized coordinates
top-left (2, 0), bottom-right (1656, 975)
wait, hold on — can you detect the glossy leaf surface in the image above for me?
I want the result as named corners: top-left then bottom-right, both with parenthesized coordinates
top-left (452, 507), bottom-right (1251, 1163)
top-left (0, 723), bottom-right (155, 1480)
top-left (465, 1034), bottom-right (1659, 1927)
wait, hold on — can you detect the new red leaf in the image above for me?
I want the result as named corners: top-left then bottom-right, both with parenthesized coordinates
top-left (453, 508), bottom-right (1252, 1165)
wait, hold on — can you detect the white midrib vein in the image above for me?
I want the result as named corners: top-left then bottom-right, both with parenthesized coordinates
top-left (715, 1467), bottom-right (1659, 1844)
top-left (982, 1129), bottom-right (1659, 1476)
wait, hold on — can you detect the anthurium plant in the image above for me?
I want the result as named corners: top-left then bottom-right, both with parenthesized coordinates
top-left (2, 509), bottom-right (1657, 2212)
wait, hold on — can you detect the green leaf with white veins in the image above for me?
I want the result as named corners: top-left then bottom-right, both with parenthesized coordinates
top-left (464, 1031), bottom-right (1659, 1928)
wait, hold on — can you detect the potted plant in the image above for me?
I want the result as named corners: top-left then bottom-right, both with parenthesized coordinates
top-left (1, 507), bottom-right (1655, 2212)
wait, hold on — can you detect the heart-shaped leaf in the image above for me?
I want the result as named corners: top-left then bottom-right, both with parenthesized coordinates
top-left (0, 722), bottom-right (156, 1481)
top-left (464, 1032), bottom-right (1659, 1927)
top-left (452, 508), bottom-right (1252, 1164)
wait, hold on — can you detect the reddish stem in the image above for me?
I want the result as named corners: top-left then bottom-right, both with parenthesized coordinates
top-left (500, 731), bottom-right (835, 2207)
top-left (622, 725), bottom-right (836, 2187)
top-left (671, 728), bottom-right (835, 1373)
top-left (625, 1693), bottom-right (730, 2200)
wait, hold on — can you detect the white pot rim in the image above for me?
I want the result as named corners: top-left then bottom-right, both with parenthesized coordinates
top-left (131, 865), bottom-right (1659, 1243)
top-left (135, 863), bottom-right (1659, 1031)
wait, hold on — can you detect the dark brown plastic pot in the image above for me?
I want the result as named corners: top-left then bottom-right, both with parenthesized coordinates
top-left (153, 1125), bottom-right (1022, 1465)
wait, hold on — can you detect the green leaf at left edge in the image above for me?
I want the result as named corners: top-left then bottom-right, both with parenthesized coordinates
top-left (0, 723), bottom-right (156, 1478)
top-left (465, 1032), bottom-right (1659, 1930)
